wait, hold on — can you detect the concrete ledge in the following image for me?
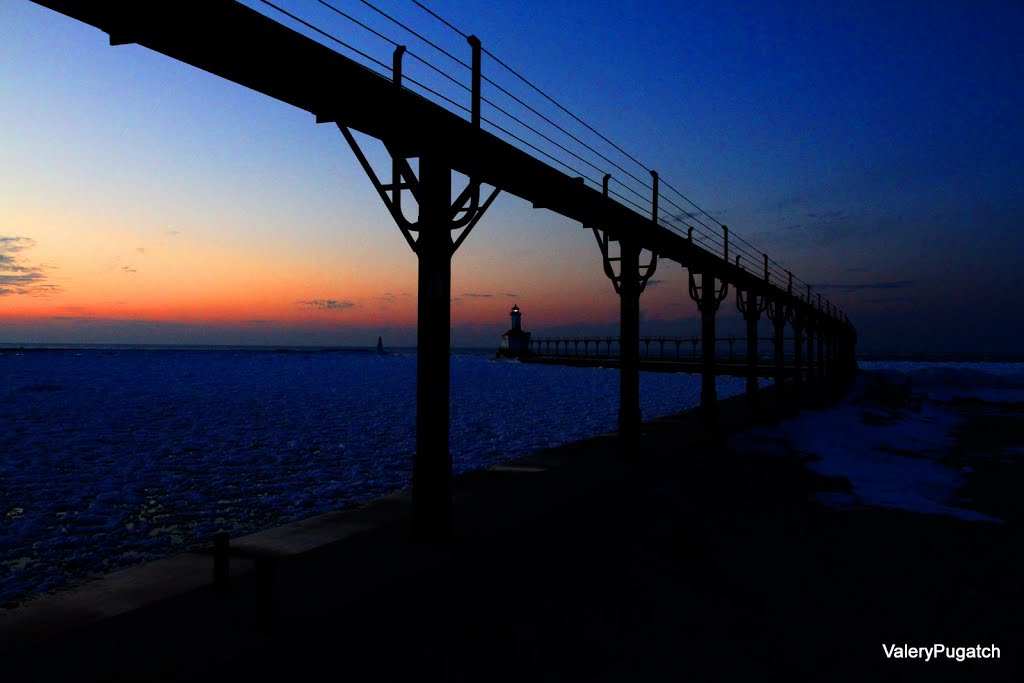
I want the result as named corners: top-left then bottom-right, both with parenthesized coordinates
top-left (0, 552), bottom-right (229, 650)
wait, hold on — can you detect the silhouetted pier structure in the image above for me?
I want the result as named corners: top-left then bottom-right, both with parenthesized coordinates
top-left (524, 335), bottom-right (805, 379)
top-left (27, 0), bottom-right (858, 537)
top-left (529, 334), bottom-right (797, 361)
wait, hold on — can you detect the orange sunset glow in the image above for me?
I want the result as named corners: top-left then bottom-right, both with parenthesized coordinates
top-left (3, 182), bottom-right (676, 345)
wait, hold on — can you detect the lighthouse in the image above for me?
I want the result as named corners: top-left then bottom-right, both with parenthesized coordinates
top-left (498, 304), bottom-right (531, 358)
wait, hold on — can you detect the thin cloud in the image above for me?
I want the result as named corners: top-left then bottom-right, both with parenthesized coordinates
top-left (667, 204), bottom-right (726, 222)
top-left (297, 299), bottom-right (356, 311)
top-left (121, 266), bottom-right (137, 274)
top-left (863, 296), bottom-right (912, 305)
top-left (50, 315), bottom-right (95, 322)
top-left (671, 211), bottom-right (701, 223)
top-left (0, 236), bottom-right (60, 297)
top-left (770, 194), bottom-right (806, 212)
top-left (461, 292), bottom-right (494, 299)
top-left (797, 208), bottom-right (853, 245)
top-left (748, 207), bottom-right (859, 249)
top-left (815, 280), bottom-right (915, 294)
top-left (805, 209), bottom-right (848, 220)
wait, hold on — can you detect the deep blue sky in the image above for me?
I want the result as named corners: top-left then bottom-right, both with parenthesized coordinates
top-left (2, 0), bottom-right (1023, 353)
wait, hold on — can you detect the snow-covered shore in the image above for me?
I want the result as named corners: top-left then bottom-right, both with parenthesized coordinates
top-left (730, 361), bottom-right (1024, 523)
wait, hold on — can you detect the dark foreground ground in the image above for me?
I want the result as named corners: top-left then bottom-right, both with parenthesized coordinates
top-left (3, 377), bottom-right (1021, 682)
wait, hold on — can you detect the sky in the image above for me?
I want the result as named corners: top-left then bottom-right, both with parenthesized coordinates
top-left (2, 0), bottom-right (1022, 354)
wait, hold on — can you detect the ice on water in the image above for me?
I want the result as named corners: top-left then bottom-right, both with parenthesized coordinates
top-left (3, 350), bottom-right (1020, 605)
top-left (0, 348), bottom-right (746, 605)
top-left (734, 361), bottom-right (1024, 524)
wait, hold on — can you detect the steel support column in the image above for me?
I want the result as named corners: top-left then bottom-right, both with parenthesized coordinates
top-left (831, 331), bottom-right (839, 378)
top-left (847, 328), bottom-right (859, 377)
top-left (618, 240), bottom-right (642, 437)
top-left (834, 328), bottom-right (842, 378)
top-left (824, 333), bottom-right (830, 376)
top-left (789, 308), bottom-right (805, 388)
top-left (591, 174), bottom-right (657, 441)
top-left (702, 280), bottom-right (716, 413)
top-left (591, 230), bottom-right (657, 439)
top-left (736, 285), bottom-right (766, 401)
top-left (413, 155), bottom-right (453, 537)
top-left (839, 331), bottom-right (849, 377)
top-left (829, 332), bottom-right (837, 378)
top-left (766, 297), bottom-right (788, 390)
top-left (806, 315), bottom-right (816, 383)
top-left (701, 281), bottom-right (718, 414)
top-left (817, 320), bottom-right (826, 381)
top-left (688, 270), bottom-right (727, 422)
top-left (339, 107), bottom-right (499, 538)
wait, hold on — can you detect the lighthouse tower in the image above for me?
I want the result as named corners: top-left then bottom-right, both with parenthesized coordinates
top-left (498, 304), bottom-right (531, 357)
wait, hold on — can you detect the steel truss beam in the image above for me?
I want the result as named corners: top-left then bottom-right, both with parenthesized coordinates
top-left (735, 255), bottom-right (768, 400)
top-left (682, 223), bottom-right (729, 420)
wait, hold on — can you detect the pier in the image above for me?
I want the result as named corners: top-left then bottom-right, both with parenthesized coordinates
top-left (522, 334), bottom-right (807, 379)
top-left (27, 0), bottom-right (856, 536)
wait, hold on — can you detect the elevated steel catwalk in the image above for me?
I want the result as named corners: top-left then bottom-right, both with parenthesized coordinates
top-left (30, 0), bottom-right (826, 319)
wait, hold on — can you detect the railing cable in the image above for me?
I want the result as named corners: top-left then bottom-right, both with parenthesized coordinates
top-left (260, 0), bottom-right (391, 74)
top-left (263, 0), bottom-right (844, 316)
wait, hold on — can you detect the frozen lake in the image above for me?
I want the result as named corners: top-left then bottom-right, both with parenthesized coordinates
top-left (3, 349), bottom-right (1021, 607)
top-left (0, 347), bottom-right (747, 605)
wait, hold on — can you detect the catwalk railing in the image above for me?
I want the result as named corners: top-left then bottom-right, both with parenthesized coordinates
top-left (521, 333), bottom-right (841, 385)
top-left (232, 0), bottom-right (836, 310)
top-left (529, 335), bottom-right (797, 361)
